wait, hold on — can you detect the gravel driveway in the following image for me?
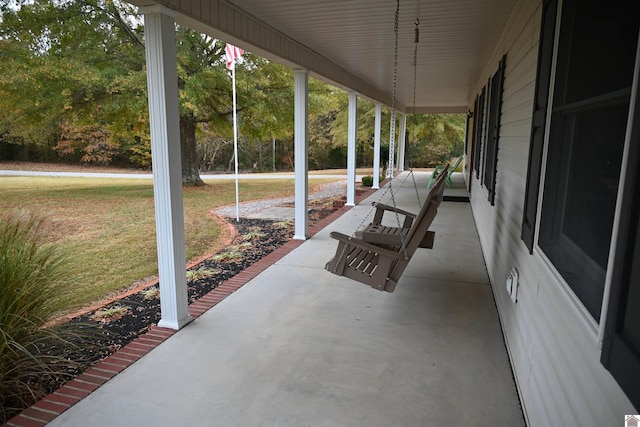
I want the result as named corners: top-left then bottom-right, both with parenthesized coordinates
top-left (213, 180), bottom-right (347, 218)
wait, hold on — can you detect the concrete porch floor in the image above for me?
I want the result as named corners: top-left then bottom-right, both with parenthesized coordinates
top-left (45, 171), bottom-right (524, 427)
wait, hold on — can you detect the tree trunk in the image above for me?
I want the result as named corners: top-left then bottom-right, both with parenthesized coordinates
top-left (272, 137), bottom-right (276, 172)
top-left (180, 113), bottom-right (205, 187)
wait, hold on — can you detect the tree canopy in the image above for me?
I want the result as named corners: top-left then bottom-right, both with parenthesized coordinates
top-left (330, 98), bottom-right (465, 168)
top-left (0, 0), bottom-right (465, 180)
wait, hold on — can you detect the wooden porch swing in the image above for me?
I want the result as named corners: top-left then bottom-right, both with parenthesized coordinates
top-left (324, 166), bottom-right (448, 292)
top-left (325, 2), bottom-right (448, 292)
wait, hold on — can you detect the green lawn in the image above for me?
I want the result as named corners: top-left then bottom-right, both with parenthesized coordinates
top-left (0, 176), bottom-right (337, 310)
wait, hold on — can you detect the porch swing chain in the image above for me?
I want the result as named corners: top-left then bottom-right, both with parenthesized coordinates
top-left (331, 0), bottom-right (408, 272)
top-left (343, 0), bottom-right (403, 241)
top-left (389, 16), bottom-right (421, 208)
top-left (409, 17), bottom-right (421, 208)
top-left (384, 0), bottom-right (410, 259)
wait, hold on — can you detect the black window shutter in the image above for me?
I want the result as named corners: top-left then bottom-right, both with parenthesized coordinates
top-left (474, 87), bottom-right (486, 179)
top-left (469, 94), bottom-right (479, 160)
top-left (484, 55), bottom-right (506, 205)
top-left (601, 66), bottom-right (640, 410)
top-left (520, 0), bottom-right (558, 253)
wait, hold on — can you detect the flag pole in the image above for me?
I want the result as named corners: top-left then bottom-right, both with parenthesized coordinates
top-left (232, 63), bottom-right (240, 222)
top-left (226, 43), bottom-right (243, 222)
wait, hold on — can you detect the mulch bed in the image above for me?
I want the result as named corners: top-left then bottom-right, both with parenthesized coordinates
top-left (32, 198), bottom-right (339, 406)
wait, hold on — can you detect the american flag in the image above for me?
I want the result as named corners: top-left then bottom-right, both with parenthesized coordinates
top-left (225, 44), bottom-right (243, 69)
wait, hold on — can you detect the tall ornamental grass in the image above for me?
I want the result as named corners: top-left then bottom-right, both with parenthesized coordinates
top-left (0, 212), bottom-right (80, 422)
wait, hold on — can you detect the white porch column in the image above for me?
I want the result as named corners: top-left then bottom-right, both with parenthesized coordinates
top-left (141, 6), bottom-right (191, 330)
top-left (372, 103), bottom-right (382, 189)
top-left (346, 92), bottom-right (357, 206)
top-left (398, 114), bottom-right (407, 172)
top-left (293, 69), bottom-right (309, 240)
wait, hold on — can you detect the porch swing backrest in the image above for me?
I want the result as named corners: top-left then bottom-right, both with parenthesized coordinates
top-left (395, 165), bottom-right (447, 247)
top-left (357, 164), bottom-right (449, 249)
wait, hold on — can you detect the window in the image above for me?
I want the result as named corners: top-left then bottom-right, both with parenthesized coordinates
top-left (483, 55), bottom-right (506, 205)
top-left (601, 66), bottom-right (640, 410)
top-left (473, 86), bottom-right (486, 179)
top-left (537, 0), bottom-right (637, 322)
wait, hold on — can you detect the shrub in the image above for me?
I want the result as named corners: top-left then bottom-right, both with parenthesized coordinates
top-left (361, 176), bottom-right (384, 187)
top-left (241, 229), bottom-right (266, 241)
top-left (0, 213), bottom-right (81, 422)
top-left (142, 286), bottom-right (160, 301)
top-left (186, 267), bottom-right (220, 282)
top-left (92, 305), bottom-right (131, 322)
top-left (211, 249), bottom-right (243, 263)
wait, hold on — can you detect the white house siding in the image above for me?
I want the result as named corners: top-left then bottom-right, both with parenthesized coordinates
top-left (468, 0), bottom-right (637, 425)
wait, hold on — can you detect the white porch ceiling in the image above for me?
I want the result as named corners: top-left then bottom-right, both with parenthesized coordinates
top-left (132, 0), bottom-right (519, 113)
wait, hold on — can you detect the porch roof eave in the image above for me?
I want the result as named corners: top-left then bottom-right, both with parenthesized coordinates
top-left (126, 0), bottom-right (519, 113)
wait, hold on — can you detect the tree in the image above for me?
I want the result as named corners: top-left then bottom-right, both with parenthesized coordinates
top-left (306, 79), bottom-right (346, 169)
top-left (331, 97), bottom-right (394, 168)
top-left (0, 0), bottom-right (148, 167)
top-left (0, 1), bottom-right (326, 182)
top-left (176, 34), bottom-right (301, 181)
top-left (0, 2), bottom-right (233, 185)
top-left (406, 114), bottom-right (466, 167)
top-left (330, 98), bottom-right (465, 168)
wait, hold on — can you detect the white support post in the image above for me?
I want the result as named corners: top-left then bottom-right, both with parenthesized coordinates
top-left (141, 6), bottom-right (191, 330)
top-left (293, 69), bottom-right (309, 240)
top-left (346, 92), bottom-right (357, 206)
top-left (372, 103), bottom-right (382, 189)
top-left (398, 114), bottom-right (407, 172)
top-left (388, 110), bottom-right (396, 178)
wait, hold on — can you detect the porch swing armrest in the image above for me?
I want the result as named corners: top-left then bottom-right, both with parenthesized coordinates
top-left (329, 232), bottom-right (407, 260)
top-left (371, 202), bottom-right (417, 219)
top-left (370, 202), bottom-right (415, 228)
